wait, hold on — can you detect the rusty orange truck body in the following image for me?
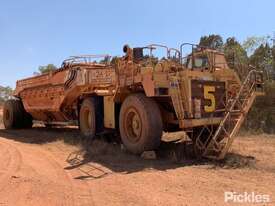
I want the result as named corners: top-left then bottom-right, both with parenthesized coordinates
top-left (3, 44), bottom-right (264, 159)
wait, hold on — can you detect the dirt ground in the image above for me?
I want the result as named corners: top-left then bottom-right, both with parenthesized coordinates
top-left (0, 110), bottom-right (274, 206)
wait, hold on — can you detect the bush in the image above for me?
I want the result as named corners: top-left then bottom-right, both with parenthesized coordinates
top-left (243, 81), bottom-right (275, 133)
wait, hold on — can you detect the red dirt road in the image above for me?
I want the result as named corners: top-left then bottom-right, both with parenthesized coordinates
top-left (0, 111), bottom-right (274, 205)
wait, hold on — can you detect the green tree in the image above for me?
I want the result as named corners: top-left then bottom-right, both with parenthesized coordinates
top-left (0, 86), bottom-right (13, 104)
top-left (244, 38), bottom-right (274, 133)
top-left (223, 37), bottom-right (249, 79)
top-left (242, 36), bottom-right (270, 55)
top-left (249, 43), bottom-right (272, 72)
top-left (224, 37), bottom-right (248, 64)
top-left (99, 56), bottom-right (111, 64)
top-left (199, 34), bottom-right (223, 49)
top-left (245, 81), bottom-right (275, 133)
top-left (38, 64), bottom-right (58, 74)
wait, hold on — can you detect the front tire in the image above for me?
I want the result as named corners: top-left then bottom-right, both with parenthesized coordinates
top-left (119, 94), bottom-right (163, 154)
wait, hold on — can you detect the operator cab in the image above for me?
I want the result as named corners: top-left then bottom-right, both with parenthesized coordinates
top-left (186, 53), bottom-right (209, 70)
top-left (133, 47), bottom-right (145, 62)
top-left (182, 47), bottom-right (228, 71)
top-left (180, 43), bottom-right (227, 71)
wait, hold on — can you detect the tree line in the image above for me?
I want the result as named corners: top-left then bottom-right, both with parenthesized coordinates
top-left (0, 86), bottom-right (13, 105)
top-left (199, 34), bottom-right (275, 79)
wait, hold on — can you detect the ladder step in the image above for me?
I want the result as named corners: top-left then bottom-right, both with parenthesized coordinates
top-left (230, 109), bottom-right (242, 113)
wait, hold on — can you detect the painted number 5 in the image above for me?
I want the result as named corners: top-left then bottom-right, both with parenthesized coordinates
top-left (204, 86), bottom-right (215, 112)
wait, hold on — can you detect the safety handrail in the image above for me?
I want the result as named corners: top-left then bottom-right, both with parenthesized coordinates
top-left (146, 44), bottom-right (169, 58)
top-left (62, 54), bottom-right (111, 66)
top-left (179, 43), bottom-right (200, 64)
top-left (168, 48), bottom-right (181, 60)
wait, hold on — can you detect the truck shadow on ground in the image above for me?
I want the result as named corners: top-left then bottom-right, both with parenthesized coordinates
top-left (0, 127), bottom-right (257, 179)
top-left (0, 126), bottom-right (80, 144)
top-left (63, 140), bottom-right (257, 180)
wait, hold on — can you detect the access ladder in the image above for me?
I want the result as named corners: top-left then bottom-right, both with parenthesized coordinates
top-left (201, 69), bottom-right (264, 159)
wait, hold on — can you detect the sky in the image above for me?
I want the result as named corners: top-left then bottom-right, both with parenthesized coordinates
top-left (0, 0), bottom-right (274, 87)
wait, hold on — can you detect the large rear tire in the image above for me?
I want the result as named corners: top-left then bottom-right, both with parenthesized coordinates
top-left (79, 97), bottom-right (103, 139)
top-left (119, 94), bottom-right (163, 154)
top-left (3, 99), bottom-right (33, 129)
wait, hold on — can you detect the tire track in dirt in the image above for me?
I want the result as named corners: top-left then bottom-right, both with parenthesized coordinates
top-left (0, 141), bottom-right (28, 205)
top-left (0, 142), bottom-right (12, 177)
top-left (0, 140), bottom-right (22, 192)
top-left (39, 149), bottom-right (95, 206)
top-left (9, 140), bottom-right (75, 206)
top-left (42, 145), bottom-right (95, 206)
top-left (0, 137), bottom-right (94, 206)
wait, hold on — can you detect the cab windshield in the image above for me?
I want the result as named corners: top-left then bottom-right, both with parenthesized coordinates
top-left (187, 55), bottom-right (209, 69)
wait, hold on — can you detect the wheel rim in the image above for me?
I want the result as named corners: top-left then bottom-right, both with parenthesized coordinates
top-left (4, 109), bottom-right (10, 121)
top-left (83, 107), bottom-right (93, 131)
top-left (124, 108), bottom-right (142, 143)
top-left (87, 110), bottom-right (92, 129)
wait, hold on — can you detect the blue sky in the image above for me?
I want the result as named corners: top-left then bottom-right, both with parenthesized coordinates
top-left (0, 0), bottom-right (274, 87)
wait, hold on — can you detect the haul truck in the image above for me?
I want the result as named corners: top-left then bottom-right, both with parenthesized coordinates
top-left (3, 44), bottom-right (264, 159)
